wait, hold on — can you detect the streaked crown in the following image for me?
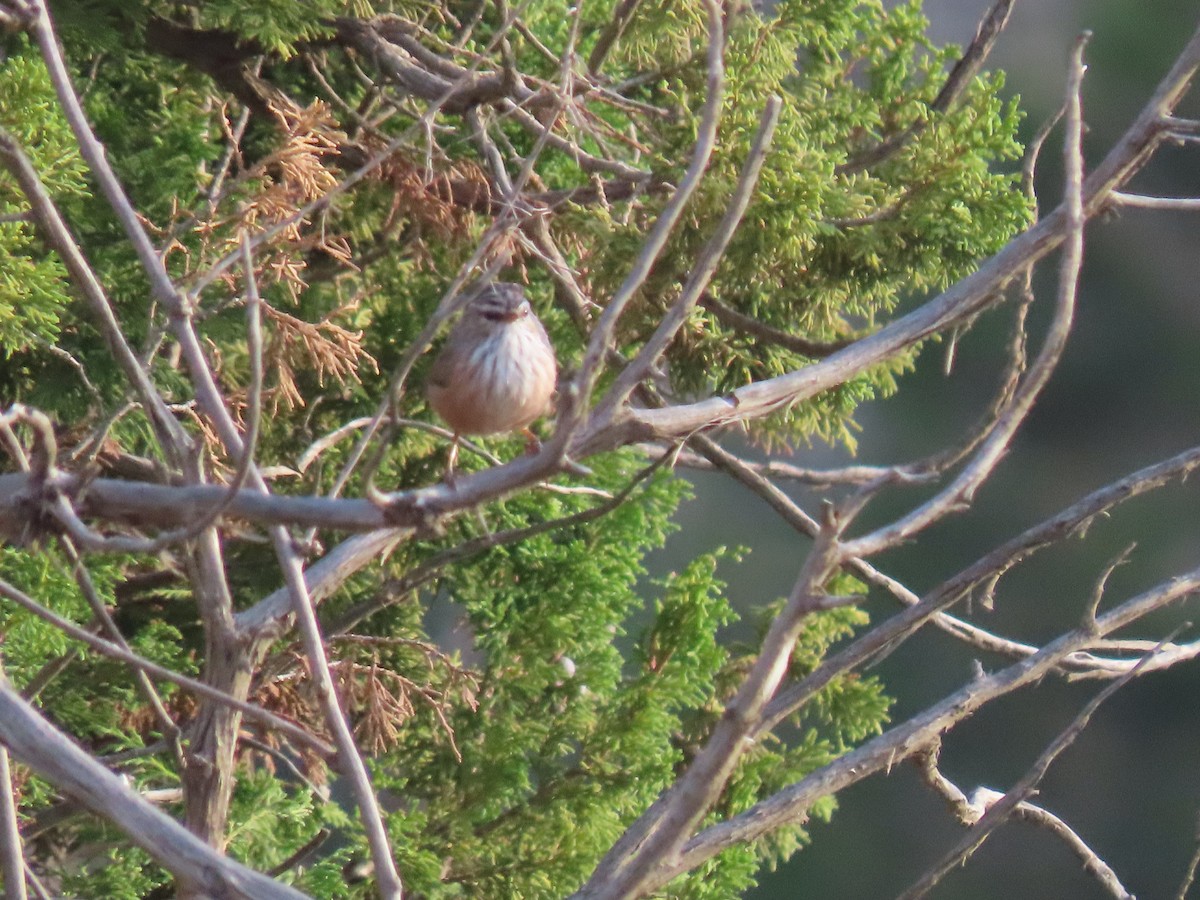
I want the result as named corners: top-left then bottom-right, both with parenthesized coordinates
top-left (468, 282), bottom-right (530, 324)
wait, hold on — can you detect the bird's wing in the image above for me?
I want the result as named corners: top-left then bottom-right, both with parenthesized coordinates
top-left (427, 344), bottom-right (456, 390)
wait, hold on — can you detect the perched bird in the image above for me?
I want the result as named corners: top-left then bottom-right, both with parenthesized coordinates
top-left (426, 282), bottom-right (557, 476)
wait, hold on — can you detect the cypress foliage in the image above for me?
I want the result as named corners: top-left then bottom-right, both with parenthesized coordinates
top-left (0, 0), bottom-right (1028, 895)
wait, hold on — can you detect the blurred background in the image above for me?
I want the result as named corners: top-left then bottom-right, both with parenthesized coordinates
top-left (647, 2), bottom-right (1200, 897)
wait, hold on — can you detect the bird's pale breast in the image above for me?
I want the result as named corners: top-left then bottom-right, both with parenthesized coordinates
top-left (428, 318), bottom-right (555, 435)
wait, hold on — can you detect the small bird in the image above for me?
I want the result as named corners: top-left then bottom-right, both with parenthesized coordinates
top-left (426, 282), bottom-right (558, 476)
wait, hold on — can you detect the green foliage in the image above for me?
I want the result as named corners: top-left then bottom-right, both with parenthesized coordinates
top-left (0, 49), bottom-right (89, 357)
top-left (0, 547), bottom-right (92, 686)
top-left (193, 0), bottom-right (345, 58)
top-left (227, 770), bottom-right (329, 872)
top-left (362, 453), bottom-right (695, 897)
top-left (0, 0), bottom-right (1030, 895)
top-left (59, 843), bottom-right (167, 899)
top-left (0, 546), bottom-right (196, 741)
top-left (564, 0), bottom-right (1031, 449)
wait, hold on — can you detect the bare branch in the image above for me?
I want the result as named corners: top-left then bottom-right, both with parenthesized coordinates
top-left (1011, 800), bottom-right (1134, 900)
top-left (587, 0), bottom-right (644, 74)
top-left (20, 12), bottom-right (405, 881)
top-left (575, 507), bottom-right (848, 898)
top-left (0, 470), bottom-right (393, 535)
top-left (0, 577), bottom-right (334, 756)
top-left (3, 4), bottom-right (1199, 895)
top-left (914, 746), bottom-right (1133, 899)
top-left (588, 21), bottom-right (1200, 454)
top-left (0, 747), bottom-right (28, 900)
top-left (900, 619), bottom-right (1153, 900)
top-left (58, 537), bottom-right (185, 765)
top-left (0, 677), bottom-right (310, 900)
top-left (556, 0), bottom-right (726, 442)
top-left (596, 96), bottom-right (783, 415)
top-left (27, 1), bottom-right (183, 333)
top-left (696, 294), bottom-right (855, 357)
top-left (838, 28), bottom-right (1090, 559)
top-left (40, 251), bottom-right (263, 554)
top-left (1177, 811), bottom-right (1200, 900)
top-left (1110, 190), bottom-right (1200, 210)
top-left (664, 568), bottom-right (1200, 883)
top-left (0, 131), bottom-right (190, 462)
top-left (764, 438), bottom-right (1200, 736)
top-left (272, 527), bottom-right (403, 898)
top-left (658, 443), bottom-right (893, 485)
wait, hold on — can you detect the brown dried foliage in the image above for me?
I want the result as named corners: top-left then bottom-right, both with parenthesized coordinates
top-left (233, 100), bottom-right (353, 300)
top-left (259, 300), bottom-right (378, 412)
top-left (374, 149), bottom-right (490, 268)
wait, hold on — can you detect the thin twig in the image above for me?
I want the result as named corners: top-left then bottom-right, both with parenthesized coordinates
top-left (659, 568), bottom-right (1200, 886)
top-left (272, 537), bottom-right (404, 896)
top-left (556, 0), bottom-right (727, 447)
top-left (48, 237), bottom-right (264, 554)
top-left (0, 130), bottom-right (189, 463)
top-left (266, 828), bottom-right (332, 878)
top-left (898, 632), bottom-right (1156, 900)
top-left (0, 677), bottom-right (309, 900)
top-left (587, 0), bottom-right (644, 73)
top-left (761, 442), bottom-right (1200, 735)
top-left (914, 746), bottom-right (1133, 900)
top-left (241, 736), bottom-right (330, 802)
top-left (1176, 810), bottom-right (1200, 900)
top-left (0, 746), bottom-right (28, 900)
top-left (838, 27), bottom-right (1091, 560)
top-left (57, 537), bottom-right (185, 764)
top-left (1110, 190), bottom-right (1200, 210)
top-left (597, 96), bottom-right (783, 415)
top-left (697, 294), bottom-right (855, 357)
top-left (0, 577), bottom-right (334, 756)
top-left (207, 104), bottom-right (251, 210)
top-left (1023, 103), bottom-right (1067, 211)
top-left (20, 866), bottom-right (48, 900)
top-left (576, 505), bottom-right (848, 899)
top-left (602, 22), bottom-right (1200, 455)
top-left (1011, 800), bottom-right (1133, 900)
